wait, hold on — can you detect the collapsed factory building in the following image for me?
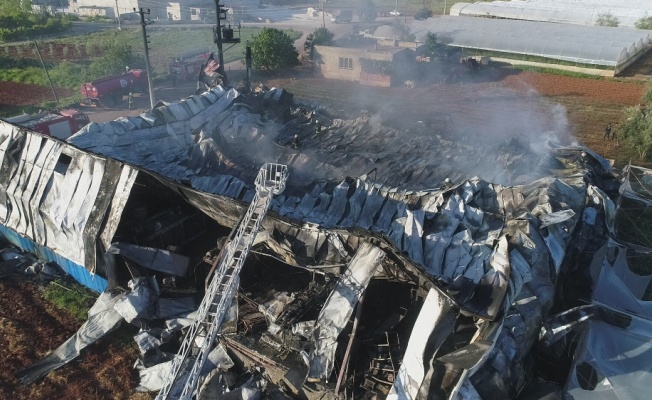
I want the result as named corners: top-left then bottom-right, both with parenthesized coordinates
top-left (0, 83), bottom-right (648, 399)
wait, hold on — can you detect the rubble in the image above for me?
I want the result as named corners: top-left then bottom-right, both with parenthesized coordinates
top-left (0, 82), bottom-right (637, 399)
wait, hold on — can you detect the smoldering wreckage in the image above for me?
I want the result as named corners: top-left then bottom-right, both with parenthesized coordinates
top-left (0, 82), bottom-right (651, 400)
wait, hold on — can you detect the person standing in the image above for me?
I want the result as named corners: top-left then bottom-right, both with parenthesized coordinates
top-left (603, 123), bottom-right (612, 140)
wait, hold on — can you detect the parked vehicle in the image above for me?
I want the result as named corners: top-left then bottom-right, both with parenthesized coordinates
top-left (80, 69), bottom-right (148, 108)
top-left (330, 9), bottom-right (353, 23)
top-left (4, 109), bottom-right (89, 139)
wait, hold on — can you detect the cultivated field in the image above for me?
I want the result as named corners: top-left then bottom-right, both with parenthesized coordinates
top-left (0, 277), bottom-right (151, 400)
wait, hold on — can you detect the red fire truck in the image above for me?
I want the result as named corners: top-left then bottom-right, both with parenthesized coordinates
top-left (80, 69), bottom-right (148, 107)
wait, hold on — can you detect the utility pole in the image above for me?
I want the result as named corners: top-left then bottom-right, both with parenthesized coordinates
top-left (245, 45), bottom-right (252, 91)
top-left (135, 8), bottom-right (155, 109)
top-left (444, 0), bottom-right (447, 15)
top-left (213, 0), bottom-right (240, 85)
top-left (34, 41), bottom-right (59, 106)
top-left (114, 0), bottom-right (121, 30)
top-left (321, 0), bottom-right (325, 28)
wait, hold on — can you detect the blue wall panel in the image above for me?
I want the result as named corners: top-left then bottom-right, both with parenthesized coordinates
top-left (0, 224), bottom-right (107, 292)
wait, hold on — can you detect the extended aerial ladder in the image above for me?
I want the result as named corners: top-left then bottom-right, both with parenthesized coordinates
top-left (156, 163), bottom-right (288, 400)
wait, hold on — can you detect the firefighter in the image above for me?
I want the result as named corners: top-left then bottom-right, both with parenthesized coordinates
top-left (128, 92), bottom-right (134, 110)
top-left (315, 119), bottom-right (322, 135)
top-left (171, 70), bottom-right (177, 88)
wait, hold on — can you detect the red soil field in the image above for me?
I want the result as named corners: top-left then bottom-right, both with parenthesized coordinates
top-left (0, 81), bottom-right (74, 108)
top-left (0, 277), bottom-right (149, 400)
top-left (503, 71), bottom-right (644, 105)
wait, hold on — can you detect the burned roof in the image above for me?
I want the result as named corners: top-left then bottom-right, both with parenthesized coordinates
top-left (67, 85), bottom-right (580, 192)
top-left (0, 84), bottom-right (620, 399)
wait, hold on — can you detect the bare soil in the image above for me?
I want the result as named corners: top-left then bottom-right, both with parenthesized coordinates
top-left (0, 81), bottom-right (74, 115)
top-left (0, 276), bottom-right (151, 400)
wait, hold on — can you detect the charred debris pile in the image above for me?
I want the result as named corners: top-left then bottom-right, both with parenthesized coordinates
top-left (0, 84), bottom-right (636, 399)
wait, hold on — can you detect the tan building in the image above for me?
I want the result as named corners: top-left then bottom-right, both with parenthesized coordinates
top-left (314, 43), bottom-right (415, 87)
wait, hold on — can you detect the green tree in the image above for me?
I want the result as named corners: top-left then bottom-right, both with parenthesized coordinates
top-left (359, 0), bottom-right (377, 23)
top-left (595, 12), bottom-right (620, 27)
top-left (304, 27), bottom-right (334, 52)
top-left (249, 27), bottom-right (299, 72)
top-left (619, 81), bottom-right (652, 160)
top-left (424, 32), bottom-right (438, 57)
top-left (88, 43), bottom-right (142, 79)
top-left (620, 106), bottom-right (652, 159)
top-left (0, 0), bottom-right (32, 16)
top-left (635, 15), bottom-right (652, 30)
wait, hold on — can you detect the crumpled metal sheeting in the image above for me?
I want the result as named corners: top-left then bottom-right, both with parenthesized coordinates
top-left (593, 254), bottom-right (652, 320)
top-left (0, 122), bottom-right (128, 272)
top-left (388, 288), bottom-right (454, 400)
top-left (604, 240), bottom-right (652, 300)
top-left (15, 291), bottom-right (125, 385)
top-left (620, 164), bottom-right (652, 204)
top-left (99, 166), bottom-right (139, 251)
top-left (466, 177), bottom-right (585, 397)
top-left (309, 242), bottom-right (386, 380)
top-left (565, 318), bottom-right (652, 400)
top-left (68, 86), bottom-right (244, 192)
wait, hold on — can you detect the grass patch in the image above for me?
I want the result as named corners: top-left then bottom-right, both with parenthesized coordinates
top-left (0, 27), bottom-right (303, 93)
top-left (42, 279), bottom-right (96, 322)
top-left (54, 27), bottom-right (301, 75)
top-left (513, 65), bottom-right (604, 80)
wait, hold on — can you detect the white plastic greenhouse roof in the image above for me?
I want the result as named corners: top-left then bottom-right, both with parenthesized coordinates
top-left (409, 16), bottom-right (652, 67)
top-left (450, 0), bottom-right (652, 28)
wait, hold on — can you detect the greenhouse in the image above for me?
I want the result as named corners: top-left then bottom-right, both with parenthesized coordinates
top-left (408, 16), bottom-right (652, 76)
top-left (450, 0), bottom-right (652, 28)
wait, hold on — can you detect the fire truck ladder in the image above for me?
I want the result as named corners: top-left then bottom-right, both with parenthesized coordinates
top-left (156, 163), bottom-right (288, 400)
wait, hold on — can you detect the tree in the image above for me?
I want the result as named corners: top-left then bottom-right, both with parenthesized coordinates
top-left (249, 27), bottom-right (299, 72)
top-left (359, 0), bottom-right (376, 23)
top-left (88, 43), bottom-right (143, 79)
top-left (304, 27), bottom-right (334, 51)
top-left (635, 15), bottom-right (652, 30)
top-left (620, 82), bottom-right (652, 160)
top-left (0, 0), bottom-right (32, 17)
top-left (595, 12), bottom-right (620, 27)
top-left (415, 8), bottom-right (433, 21)
top-left (424, 32), bottom-right (438, 57)
top-left (620, 107), bottom-right (652, 159)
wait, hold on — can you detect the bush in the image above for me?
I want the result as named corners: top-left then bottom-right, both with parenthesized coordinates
top-left (0, 12), bottom-right (72, 42)
top-left (619, 81), bottom-right (652, 160)
top-left (415, 8), bottom-right (433, 21)
top-left (595, 12), bottom-right (620, 27)
top-left (635, 15), bottom-right (652, 30)
top-left (249, 27), bottom-right (299, 72)
top-left (62, 13), bottom-right (80, 22)
top-left (86, 15), bottom-right (111, 23)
